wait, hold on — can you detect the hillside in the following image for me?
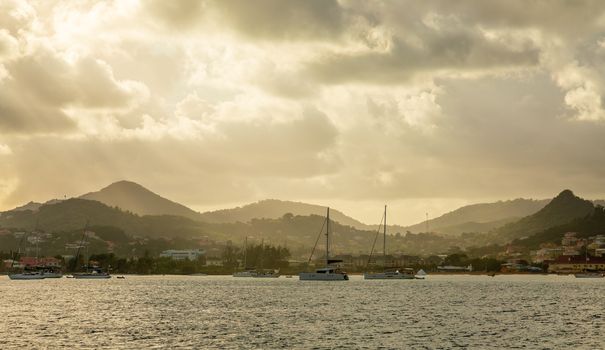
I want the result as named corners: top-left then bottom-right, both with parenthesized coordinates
top-left (0, 198), bottom-right (208, 239)
top-left (401, 198), bottom-right (549, 235)
top-left (511, 205), bottom-right (605, 250)
top-left (491, 190), bottom-right (594, 243)
top-left (80, 180), bottom-right (201, 220)
top-left (199, 199), bottom-right (372, 230)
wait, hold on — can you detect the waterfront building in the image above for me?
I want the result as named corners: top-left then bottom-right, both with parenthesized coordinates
top-left (547, 255), bottom-right (605, 274)
top-left (159, 249), bottom-right (205, 261)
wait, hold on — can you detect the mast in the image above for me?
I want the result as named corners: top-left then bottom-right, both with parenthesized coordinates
top-left (383, 205), bottom-right (387, 268)
top-left (243, 236), bottom-right (247, 269)
top-left (259, 238), bottom-right (264, 271)
top-left (326, 207), bottom-right (330, 266)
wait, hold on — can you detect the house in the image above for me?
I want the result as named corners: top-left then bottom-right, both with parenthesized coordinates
top-left (547, 255), bottom-right (605, 273)
top-left (160, 249), bottom-right (205, 261)
top-left (19, 257), bottom-right (61, 267)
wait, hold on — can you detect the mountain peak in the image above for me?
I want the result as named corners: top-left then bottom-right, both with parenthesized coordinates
top-left (494, 189), bottom-right (594, 242)
top-left (103, 180), bottom-right (147, 190)
top-left (79, 181), bottom-right (200, 219)
top-left (554, 189), bottom-right (575, 200)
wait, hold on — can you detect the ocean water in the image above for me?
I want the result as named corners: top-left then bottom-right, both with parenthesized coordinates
top-left (0, 274), bottom-right (603, 349)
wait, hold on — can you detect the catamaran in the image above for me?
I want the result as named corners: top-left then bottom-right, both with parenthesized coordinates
top-left (299, 207), bottom-right (349, 281)
top-left (364, 206), bottom-right (415, 280)
top-left (72, 223), bottom-right (111, 279)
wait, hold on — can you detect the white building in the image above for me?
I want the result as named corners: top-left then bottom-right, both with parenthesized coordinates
top-left (205, 257), bottom-right (223, 266)
top-left (160, 249), bottom-right (204, 261)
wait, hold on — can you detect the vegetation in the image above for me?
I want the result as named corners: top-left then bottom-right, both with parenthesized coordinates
top-left (223, 243), bottom-right (291, 269)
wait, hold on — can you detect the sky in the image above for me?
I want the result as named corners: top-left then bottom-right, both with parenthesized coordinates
top-left (1, 0), bottom-right (605, 225)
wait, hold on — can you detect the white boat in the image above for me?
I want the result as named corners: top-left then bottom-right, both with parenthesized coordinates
top-left (8, 271), bottom-right (45, 280)
top-left (364, 269), bottom-right (415, 280)
top-left (233, 270), bottom-right (257, 277)
top-left (415, 269), bottom-right (428, 279)
top-left (364, 206), bottom-right (415, 280)
top-left (574, 272), bottom-right (604, 278)
top-left (299, 207), bottom-right (349, 281)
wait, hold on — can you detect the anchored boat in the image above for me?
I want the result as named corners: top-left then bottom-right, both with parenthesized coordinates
top-left (299, 207), bottom-right (348, 281)
top-left (364, 206), bottom-right (414, 280)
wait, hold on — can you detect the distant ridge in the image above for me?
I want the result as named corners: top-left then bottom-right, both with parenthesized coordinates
top-left (401, 198), bottom-right (550, 235)
top-left (199, 199), bottom-right (372, 230)
top-left (80, 180), bottom-right (201, 220)
top-left (492, 189), bottom-right (595, 242)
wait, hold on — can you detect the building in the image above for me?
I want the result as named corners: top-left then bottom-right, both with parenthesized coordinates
top-left (561, 232), bottom-right (580, 247)
top-left (547, 255), bottom-right (605, 273)
top-left (20, 257), bottom-right (61, 267)
top-left (159, 249), bottom-right (204, 261)
top-left (531, 247), bottom-right (565, 263)
top-left (205, 257), bottom-right (223, 266)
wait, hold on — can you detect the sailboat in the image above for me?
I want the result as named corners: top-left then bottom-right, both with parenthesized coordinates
top-left (252, 239), bottom-right (280, 278)
top-left (233, 236), bottom-right (256, 277)
top-left (72, 224), bottom-right (111, 279)
top-left (8, 230), bottom-right (45, 280)
top-left (299, 207), bottom-right (349, 281)
top-left (364, 206), bottom-right (414, 280)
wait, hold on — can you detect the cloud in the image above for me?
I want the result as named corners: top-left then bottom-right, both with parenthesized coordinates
top-left (0, 44), bottom-right (148, 134)
top-left (2, 0), bottom-right (605, 225)
top-left (0, 143), bottom-right (12, 155)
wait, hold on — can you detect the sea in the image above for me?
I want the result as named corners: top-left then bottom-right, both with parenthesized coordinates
top-left (0, 274), bottom-right (603, 349)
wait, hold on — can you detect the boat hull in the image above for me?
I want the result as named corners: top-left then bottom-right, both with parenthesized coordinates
top-left (252, 274), bottom-right (280, 278)
top-left (8, 273), bottom-right (45, 280)
top-left (233, 271), bottom-right (256, 277)
top-left (73, 274), bottom-right (111, 279)
top-left (574, 273), bottom-right (604, 278)
top-left (299, 272), bottom-right (348, 281)
top-left (364, 272), bottom-right (414, 280)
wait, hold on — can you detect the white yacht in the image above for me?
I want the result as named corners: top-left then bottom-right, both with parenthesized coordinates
top-left (299, 207), bottom-right (349, 281)
top-left (364, 206), bottom-right (415, 280)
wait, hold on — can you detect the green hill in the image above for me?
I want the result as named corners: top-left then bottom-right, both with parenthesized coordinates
top-left (80, 180), bottom-right (201, 220)
top-left (199, 199), bottom-right (372, 229)
top-left (401, 198), bottom-right (549, 235)
top-left (490, 190), bottom-right (594, 243)
top-left (0, 198), bottom-right (208, 239)
top-left (511, 205), bottom-right (605, 250)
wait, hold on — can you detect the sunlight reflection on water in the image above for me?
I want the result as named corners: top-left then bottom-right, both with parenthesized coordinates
top-left (0, 274), bottom-right (603, 349)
